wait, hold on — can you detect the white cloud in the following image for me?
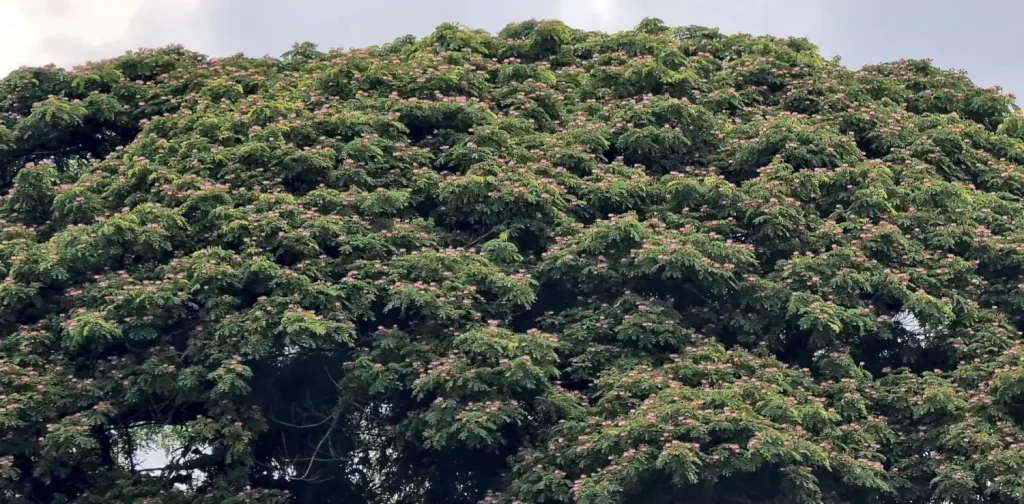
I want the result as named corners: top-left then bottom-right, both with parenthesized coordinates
top-left (0, 3), bottom-right (36, 73)
top-left (22, 0), bottom-right (145, 47)
top-left (557, 0), bottom-right (623, 31)
top-left (0, 0), bottom-right (206, 76)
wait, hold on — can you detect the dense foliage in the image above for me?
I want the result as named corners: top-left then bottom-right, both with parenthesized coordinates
top-left (3, 17), bottom-right (1024, 504)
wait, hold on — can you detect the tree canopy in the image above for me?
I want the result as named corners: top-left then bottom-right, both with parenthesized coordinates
top-left (3, 17), bottom-right (1024, 504)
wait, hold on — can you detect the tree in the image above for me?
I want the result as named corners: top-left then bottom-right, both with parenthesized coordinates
top-left (2, 17), bottom-right (1024, 504)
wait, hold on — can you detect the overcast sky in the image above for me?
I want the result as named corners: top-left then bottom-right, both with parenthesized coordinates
top-left (2, 0), bottom-right (1022, 99)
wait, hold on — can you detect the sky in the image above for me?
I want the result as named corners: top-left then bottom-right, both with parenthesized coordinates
top-left (1, 0), bottom-right (1023, 99)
